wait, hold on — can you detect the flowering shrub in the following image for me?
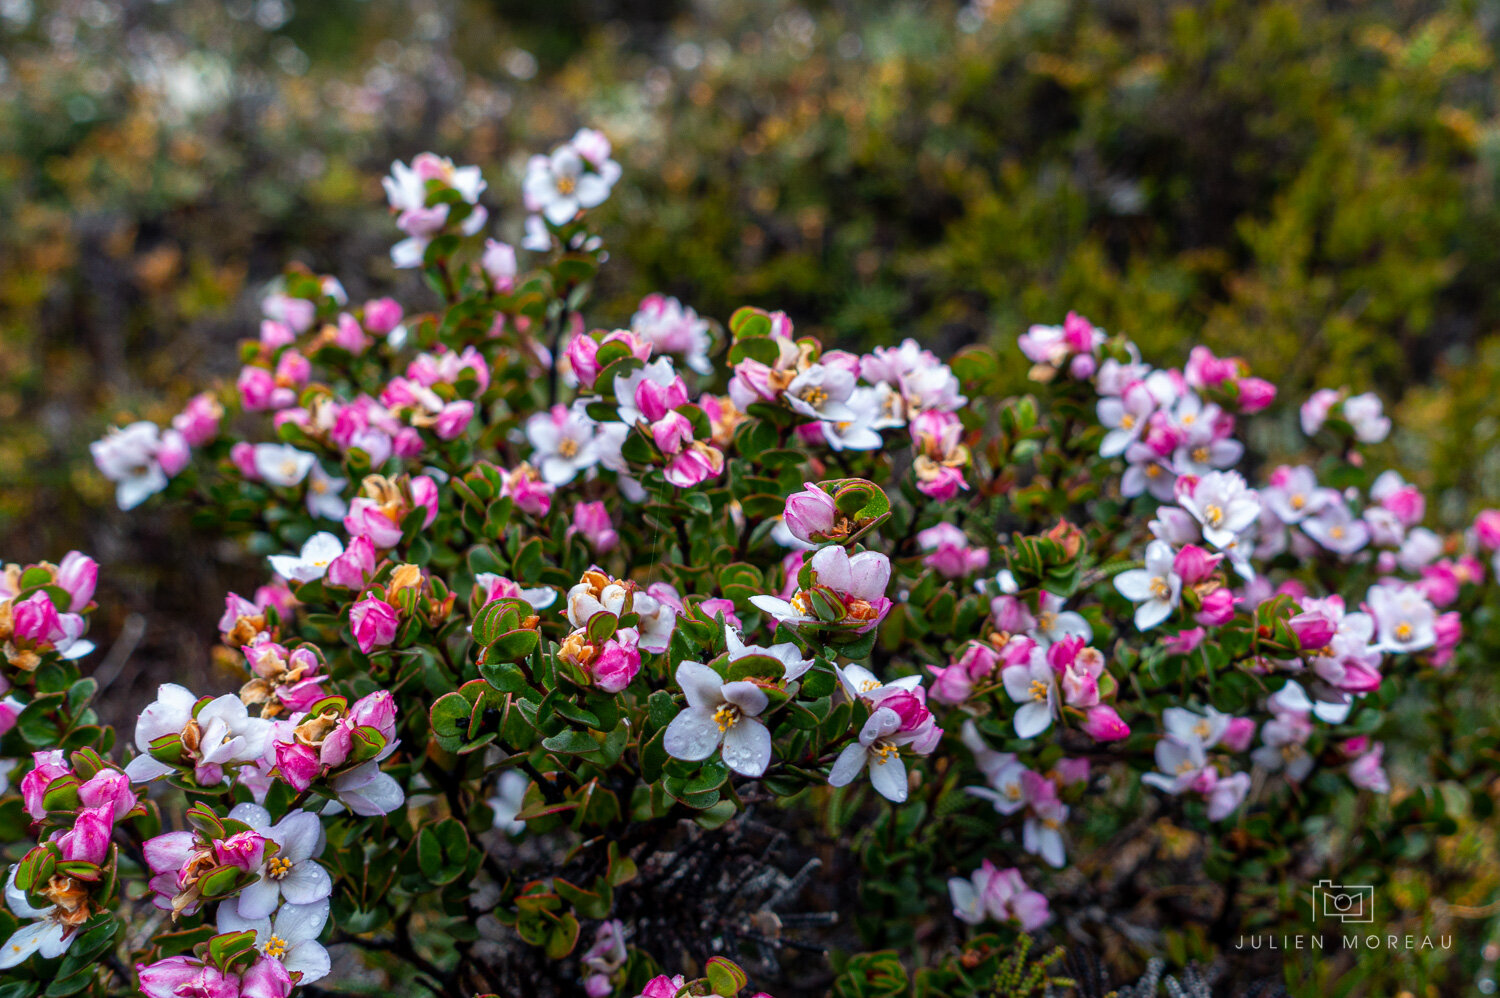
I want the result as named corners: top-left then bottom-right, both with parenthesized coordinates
top-left (3, 128), bottom-right (1499, 996)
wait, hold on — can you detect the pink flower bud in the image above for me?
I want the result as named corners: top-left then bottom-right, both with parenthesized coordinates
top-left (1081, 704), bottom-right (1130, 742)
top-left (333, 313), bottom-right (369, 354)
top-left (55, 551), bottom-right (98, 611)
top-left (650, 411), bottom-right (695, 454)
top-left (566, 334), bottom-right (601, 390)
top-left (915, 464), bottom-right (967, 502)
top-left (592, 634), bottom-right (642, 693)
top-left (783, 483), bottom-right (837, 544)
top-left (1475, 510), bottom-right (1500, 550)
top-left (138, 956), bottom-right (239, 998)
top-left (1194, 587), bottom-right (1238, 626)
top-left (242, 957), bottom-right (294, 998)
top-left (79, 768), bottom-right (137, 821)
top-left (21, 750), bottom-right (71, 820)
top-left (157, 429), bottom-right (191, 477)
top-left (1234, 377), bottom-right (1276, 413)
top-left (58, 804), bottom-right (113, 865)
top-left (350, 598), bottom-right (399, 654)
top-left (635, 376), bottom-right (690, 423)
top-left (1172, 544), bottom-right (1220, 586)
top-left (213, 830), bottom-right (267, 871)
top-left (1222, 717), bottom-right (1256, 752)
top-left (435, 400), bottom-right (475, 440)
top-left (259, 319), bottom-right (295, 349)
top-left (412, 475), bottom-right (440, 527)
top-left (238, 365), bottom-right (279, 411)
top-left (926, 663), bottom-right (973, 705)
top-left (1289, 610), bottom-right (1337, 651)
top-left (274, 741), bottom-right (321, 792)
top-left (171, 393), bottom-right (223, 447)
top-left (231, 442), bottom-right (259, 480)
top-left (570, 501), bottom-right (618, 554)
top-left (351, 690), bottom-right (399, 741)
top-left (1163, 627), bottom-right (1205, 655)
top-left (327, 534), bottom-right (378, 589)
top-left (363, 298), bottom-right (404, 334)
top-left (12, 591), bottom-right (61, 644)
top-left (1054, 757), bottom-right (1091, 785)
top-left (664, 442), bottom-right (724, 488)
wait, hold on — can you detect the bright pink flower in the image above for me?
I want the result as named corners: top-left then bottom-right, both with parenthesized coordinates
top-left (238, 366), bottom-right (292, 411)
top-left (639, 976), bottom-right (689, 998)
top-left (172, 393), bottom-right (223, 446)
top-left (1222, 717), bottom-right (1257, 752)
top-left (650, 410), bottom-right (695, 454)
top-left (698, 597), bottom-right (742, 630)
top-left (592, 633), bottom-right (642, 693)
top-left (1172, 544), bottom-right (1220, 586)
top-left (231, 442), bottom-right (259, 480)
top-left (350, 598), bottom-right (399, 654)
top-left (569, 501), bottom-right (618, 553)
top-left (927, 662), bottom-right (974, 705)
top-left (55, 551), bottom-right (98, 611)
top-left (274, 742), bottom-right (321, 792)
top-left (326, 535), bottom-right (378, 589)
top-left (241, 957), bottom-right (293, 998)
top-left (332, 312), bottom-right (369, 353)
top-left (1081, 704), bottom-right (1130, 742)
top-left (1235, 377), bottom-right (1276, 413)
top-left (12, 591), bottom-right (62, 644)
top-left (635, 376), bottom-right (690, 423)
top-left (364, 298), bottom-right (404, 334)
top-left (344, 499), bottom-right (404, 549)
top-left (664, 442), bottom-right (725, 488)
top-left (21, 750), bottom-right (72, 820)
top-left (157, 429), bottom-right (191, 477)
top-left (1195, 587), bottom-right (1238, 626)
top-left (565, 334), bottom-right (601, 389)
top-left (434, 400), bottom-right (475, 440)
top-left (915, 464), bottom-right (967, 501)
top-left (1475, 510), bottom-right (1500, 550)
top-left (1289, 610), bottom-right (1337, 651)
top-left (917, 523), bottom-right (990, 578)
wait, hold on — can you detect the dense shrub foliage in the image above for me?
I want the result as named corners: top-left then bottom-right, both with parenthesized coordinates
top-left (3, 132), bottom-right (1500, 997)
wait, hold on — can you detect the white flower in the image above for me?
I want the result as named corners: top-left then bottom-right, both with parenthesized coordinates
top-left (662, 662), bottom-right (772, 777)
top-left (828, 707), bottom-right (914, 803)
top-left (488, 770), bottom-right (529, 835)
top-left (1097, 381), bottom-right (1154, 458)
top-left (1140, 736), bottom-right (1208, 795)
top-left (523, 144), bottom-right (618, 226)
top-left (525, 405), bottom-right (599, 486)
top-left (1343, 392), bottom-right (1390, 443)
top-left (329, 760), bottom-right (405, 816)
top-left (1029, 592), bottom-right (1092, 647)
top-left (218, 898), bottom-right (331, 984)
top-left (1162, 706), bottom-right (1230, 749)
top-left (1022, 797), bottom-right (1069, 868)
top-left (0, 867), bottom-right (75, 969)
top-left (227, 805), bottom-right (332, 920)
top-left (268, 531), bottom-right (345, 583)
top-left (1367, 583), bottom-right (1436, 653)
top-left (821, 387), bottom-right (887, 451)
top-left (124, 685), bottom-right (271, 786)
top-left (725, 626), bottom-right (813, 683)
top-left (784, 364), bottom-right (857, 422)
top-left (1001, 647), bottom-right (1056, 739)
top-left (304, 464), bottom-right (348, 521)
top-left (1180, 471), bottom-right (1261, 549)
top-left (90, 421), bottom-right (172, 510)
top-left (253, 443), bottom-right (316, 488)
top-left (1301, 500), bottom-right (1370, 556)
top-left (1113, 540), bottom-right (1182, 630)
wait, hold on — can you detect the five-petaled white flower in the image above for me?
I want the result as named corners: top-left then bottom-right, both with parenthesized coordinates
top-left (1000, 647), bottom-right (1056, 739)
top-left (217, 898), bottom-right (331, 984)
top-left (828, 707), bottom-right (915, 803)
top-left (662, 662), bottom-right (773, 777)
top-left (1113, 540), bottom-right (1182, 630)
top-left (227, 804), bottom-right (332, 919)
top-left (268, 531), bottom-right (345, 584)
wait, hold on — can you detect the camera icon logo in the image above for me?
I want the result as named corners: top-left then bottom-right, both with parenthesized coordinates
top-left (1310, 880), bottom-right (1375, 923)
